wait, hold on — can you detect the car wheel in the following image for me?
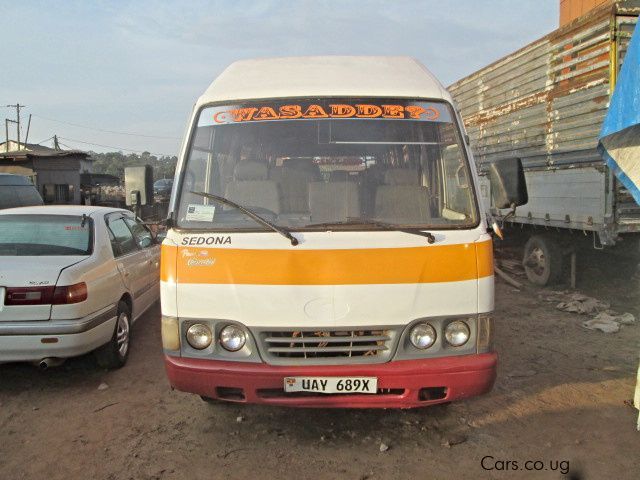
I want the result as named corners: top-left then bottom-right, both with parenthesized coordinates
top-left (95, 301), bottom-right (131, 369)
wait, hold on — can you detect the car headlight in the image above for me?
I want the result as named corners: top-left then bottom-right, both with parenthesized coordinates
top-left (186, 323), bottom-right (213, 350)
top-left (219, 324), bottom-right (247, 352)
top-left (444, 320), bottom-right (470, 347)
top-left (409, 323), bottom-right (437, 349)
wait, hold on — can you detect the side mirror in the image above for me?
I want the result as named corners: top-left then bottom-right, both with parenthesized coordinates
top-left (488, 158), bottom-right (528, 209)
top-left (139, 236), bottom-right (153, 248)
top-left (156, 231), bottom-right (167, 243)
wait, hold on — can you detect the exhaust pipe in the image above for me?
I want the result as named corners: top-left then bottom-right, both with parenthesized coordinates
top-left (35, 357), bottom-right (65, 370)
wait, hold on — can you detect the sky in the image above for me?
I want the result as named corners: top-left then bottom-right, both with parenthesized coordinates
top-left (0, 0), bottom-right (558, 156)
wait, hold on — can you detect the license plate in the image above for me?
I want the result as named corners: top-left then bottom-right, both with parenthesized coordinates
top-left (284, 376), bottom-right (377, 394)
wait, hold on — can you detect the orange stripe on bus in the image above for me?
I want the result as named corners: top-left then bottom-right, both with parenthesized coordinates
top-left (161, 240), bottom-right (493, 286)
top-left (161, 242), bottom-right (178, 283)
top-left (476, 240), bottom-right (494, 279)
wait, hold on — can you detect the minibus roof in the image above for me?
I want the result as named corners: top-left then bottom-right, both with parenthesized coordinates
top-left (197, 56), bottom-right (453, 107)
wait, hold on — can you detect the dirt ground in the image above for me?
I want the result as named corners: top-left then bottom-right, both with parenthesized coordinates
top-left (1, 251), bottom-right (639, 480)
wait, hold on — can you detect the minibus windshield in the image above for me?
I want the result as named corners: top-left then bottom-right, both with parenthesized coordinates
top-left (176, 98), bottom-right (478, 231)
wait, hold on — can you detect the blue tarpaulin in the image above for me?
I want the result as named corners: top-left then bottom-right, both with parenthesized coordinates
top-left (597, 19), bottom-right (640, 431)
top-left (598, 21), bottom-right (640, 207)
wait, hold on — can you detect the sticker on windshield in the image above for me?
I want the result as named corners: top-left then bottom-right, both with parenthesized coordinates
top-left (198, 101), bottom-right (451, 126)
top-left (185, 204), bottom-right (216, 222)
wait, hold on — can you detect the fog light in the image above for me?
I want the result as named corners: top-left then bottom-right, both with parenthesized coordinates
top-left (186, 323), bottom-right (212, 350)
top-left (444, 320), bottom-right (470, 347)
top-left (409, 323), bottom-right (437, 349)
top-left (219, 324), bottom-right (247, 352)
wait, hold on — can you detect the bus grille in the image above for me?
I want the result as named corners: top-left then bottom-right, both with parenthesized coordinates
top-left (257, 328), bottom-right (396, 364)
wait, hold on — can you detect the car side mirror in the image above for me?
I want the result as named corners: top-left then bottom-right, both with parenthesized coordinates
top-left (488, 158), bottom-right (528, 209)
top-left (139, 236), bottom-right (153, 248)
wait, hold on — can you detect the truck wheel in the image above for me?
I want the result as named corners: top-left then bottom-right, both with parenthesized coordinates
top-left (522, 235), bottom-right (563, 286)
top-left (95, 301), bottom-right (131, 369)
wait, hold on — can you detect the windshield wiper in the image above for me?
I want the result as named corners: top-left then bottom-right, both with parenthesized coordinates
top-left (368, 220), bottom-right (436, 244)
top-left (189, 191), bottom-right (299, 246)
top-left (306, 220), bottom-right (436, 244)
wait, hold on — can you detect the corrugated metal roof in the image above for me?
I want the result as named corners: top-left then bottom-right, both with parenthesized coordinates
top-left (196, 56), bottom-right (451, 107)
top-left (0, 142), bottom-right (88, 160)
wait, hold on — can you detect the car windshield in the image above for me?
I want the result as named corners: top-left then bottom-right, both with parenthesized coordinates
top-left (176, 98), bottom-right (478, 231)
top-left (0, 214), bottom-right (92, 256)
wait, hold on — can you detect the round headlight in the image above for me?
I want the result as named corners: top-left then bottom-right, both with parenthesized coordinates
top-left (409, 323), bottom-right (437, 349)
top-left (219, 324), bottom-right (247, 352)
top-left (444, 321), bottom-right (470, 347)
top-left (186, 323), bottom-right (212, 350)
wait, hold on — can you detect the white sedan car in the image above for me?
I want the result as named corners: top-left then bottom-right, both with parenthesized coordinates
top-left (0, 206), bottom-right (160, 369)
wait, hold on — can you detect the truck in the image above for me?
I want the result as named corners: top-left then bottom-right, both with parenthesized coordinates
top-left (449, 0), bottom-right (640, 286)
top-left (159, 56), bottom-right (527, 408)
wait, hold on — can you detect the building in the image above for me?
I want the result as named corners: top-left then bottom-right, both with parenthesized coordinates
top-left (0, 140), bottom-right (92, 204)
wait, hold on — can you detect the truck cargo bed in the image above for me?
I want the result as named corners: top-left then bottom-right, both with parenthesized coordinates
top-left (450, 1), bottom-right (640, 244)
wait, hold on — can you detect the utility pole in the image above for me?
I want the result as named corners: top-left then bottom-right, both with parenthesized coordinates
top-left (24, 114), bottom-right (32, 145)
top-left (5, 118), bottom-right (18, 152)
top-left (5, 103), bottom-right (26, 149)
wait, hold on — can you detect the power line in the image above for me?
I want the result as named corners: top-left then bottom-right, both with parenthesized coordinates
top-left (34, 136), bottom-right (54, 145)
top-left (57, 141), bottom-right (83, 152)
top-left (31, 113), bottom-right (180, 140)
top-left (58, 136), bottom-right (176, 157)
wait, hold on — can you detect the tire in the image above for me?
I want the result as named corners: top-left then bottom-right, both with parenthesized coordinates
top-left (522, 235), bottom-right (563, 286)
top-left (95, 300), bottom-right (131, 369)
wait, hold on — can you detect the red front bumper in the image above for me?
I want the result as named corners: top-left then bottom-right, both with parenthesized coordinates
top-left (164, 352), bottom-right (497, 409)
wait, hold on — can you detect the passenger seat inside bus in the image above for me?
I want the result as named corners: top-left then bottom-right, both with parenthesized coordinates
top-left (225, 161), bottom-right (281, 214)
top-left (278, 159), bottom-right (321, 213)
top-left (309, 181), bottom-right (360, 224)
top-left (374, 169), bottom-right (431, 224)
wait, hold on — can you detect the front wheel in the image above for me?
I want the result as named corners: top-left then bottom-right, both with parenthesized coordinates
top-left (95, 301), bottom-right (131, 369)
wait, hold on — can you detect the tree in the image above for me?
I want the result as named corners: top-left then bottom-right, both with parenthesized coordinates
top-left (89, 151), bottom-right (177, 180)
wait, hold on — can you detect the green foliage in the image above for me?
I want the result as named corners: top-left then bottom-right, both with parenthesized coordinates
top-left (89, 150), bottom-right (177, 181)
